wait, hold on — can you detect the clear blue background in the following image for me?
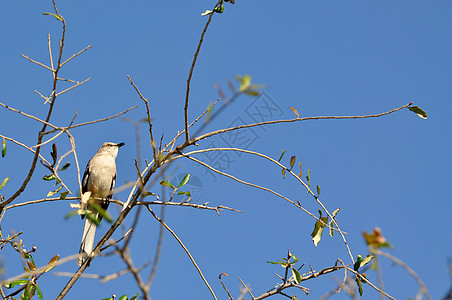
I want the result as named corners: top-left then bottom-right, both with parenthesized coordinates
top-left (0, 1), bottom-right (451, 299)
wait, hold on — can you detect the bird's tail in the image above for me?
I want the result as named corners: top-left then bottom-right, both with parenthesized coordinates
top-left (78, 217), bottom-right (97, 266)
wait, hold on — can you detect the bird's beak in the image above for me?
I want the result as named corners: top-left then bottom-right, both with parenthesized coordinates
top-left (117, 142), bottom-right (125, 148)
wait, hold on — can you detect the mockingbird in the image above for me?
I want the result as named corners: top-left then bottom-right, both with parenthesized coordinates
top-left (78, 142), bottom-right (125, 266)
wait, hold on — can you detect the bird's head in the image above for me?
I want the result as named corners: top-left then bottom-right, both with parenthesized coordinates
top-left (98, 142), bottom-right (125, 157)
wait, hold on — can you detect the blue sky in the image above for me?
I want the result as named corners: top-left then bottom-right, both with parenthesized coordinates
top-left (0, 1), bottom-right (451, 299)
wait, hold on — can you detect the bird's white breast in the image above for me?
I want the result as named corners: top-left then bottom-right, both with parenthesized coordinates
top-left (87, 155), bottom-right (117, 198)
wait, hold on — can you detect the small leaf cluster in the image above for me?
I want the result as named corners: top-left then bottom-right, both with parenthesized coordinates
top-left (310, 208), bottom-right (341, 246)
top-left (101, 293), bottom-right (139, 300)
top-left (65, 199), bottom-right (113, 225)
top-left (267, 252), bottom-right (304, 285)
top-left (3, 251), bottom-right (59, 300)
top-left (159, 173), bottom-right (192, 201)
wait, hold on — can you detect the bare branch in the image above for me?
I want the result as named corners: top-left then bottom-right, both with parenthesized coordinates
top-left (21, 54), bottom-right (54, 72)
top-left (56, 77), bottom-right (91, 97)
top-left (237, 276), bottom-right (255, 299)
top-left (0, 102), bottom-right (58, 129)
top-left (184, 0), bottom-right (223, 142)
top-left (67, 105), bottom-right (138, 130)
top-left (127, 75), bottom-right (157, 162)
top-left (60, 45), bottom-right (92, 67)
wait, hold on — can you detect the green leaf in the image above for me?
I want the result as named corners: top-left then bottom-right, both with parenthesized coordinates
top-left (289, 156), bottom-right (296, 170)
top-left (59, 162), bottom-right (71, 171)
top-left (20, 282), bottom-right (35, 300)
top-left (177, 190), bottom-right (191, 196)
top-left (356, 276), bottom-right (364, 296)
top-left (311, 215), bottom-right (329, 246)
top-left (244, 89), bottom-right (260, 96)
top-left (2, 137), bottom-right (6, 157)
top-left (47, 185), bottom-right (63, 197)
top-left (290, 254), bottom-right (301, 264)
top-left (35, 284), bottom-right (43, 300)
top-left (236, 74), bottom-right (252, 92)
top-left (329, 208), bottom-right (341, 237)
top-left (0, 177), bottom-right (9, 190)
top-left (64, 209), bottom-right (79, 220)
top-left (408, 105), bottom-right (427, 119)
top-left (266, 260), bottom-right (288, 267)
top-left (359, 255), bottom-right (374, 268)
top-left (60, 191), bottom-right (69, 199)
top-left (90, 203), bottom-right (113, 223)
top-left (130, 293), bottom-right (139, 300)
top-left (43, 254), bottom-right (59, 272)
top-left (205, 102), bottom-right (214, 121)
top-left (142, 191), bottom-right (157, 198)
top-left (42, 12), bottom-right (63, 21)
top-left (27, 260), bottom-right (37, 272)
top-left (316, 185), bottom-right (320, 196)
top-left (118, 295), bottom-right (128, 300)
top-left (305, 169), bottom-right (311, 187)
top-left (214, 4), bottom-right (225, 13)
top-left (42, 174), bottom-right (57, 181)
top-left (4, 279), bottom-right (28, 289)
top-left (277, 149), bottom-right (286, 162)
top-left (85, 211), bottom-right (101, 225)
top-left (291, 268), bottom-right (302, 284)
top-left (177, 174), bottom-right (191, 188)
top-left (159, 180), bottom-right (175, 189)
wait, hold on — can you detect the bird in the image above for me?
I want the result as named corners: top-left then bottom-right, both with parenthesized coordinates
top-left (78, 142), bottom-right (125, 266)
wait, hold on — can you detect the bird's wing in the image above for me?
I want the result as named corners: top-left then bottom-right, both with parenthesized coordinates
top-left (81, 160), bottom-right (91, 194)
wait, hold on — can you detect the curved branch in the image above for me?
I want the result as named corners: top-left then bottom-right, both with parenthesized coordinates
top-left (194, 103), bottom-right (412, 143)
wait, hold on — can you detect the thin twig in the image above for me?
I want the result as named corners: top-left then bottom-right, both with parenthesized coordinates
top-left (146, 204), bottom-right (165, 289)
top-left (126, 75), bottom-right (157, 162)
top-left (146, 205), bottom-right (218, 300)
top-left (5, 196), bottom-right (79, 210)
top-left (0, 134), bottom-right (51, 166)
top-left (56, 77), bottom-right (91, 97)
top-left (184, 0), bottom-right (222, 142)
top-left (345, 267), bottom-right (396, 300)
top-left (21, 54), bottom-right (54, 72)
top-left (375, 249), bottom-right (432, 300)
top-left (237, 276), bottom-right (255, 299)
top-left (48, 34), bottom-right (54, 71)
top-left (60, 45), bottom-right (92, 67)
top-left (166, 98), bottom-right (220, 152)
top-left (219, 273), bottom-right (234, 300)
top-left (0, 103), bottom-right (58, 129)
top-left (100, 228), bottom-right (133, 252)
top-left (66, 105), bottom-right (138, 130)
